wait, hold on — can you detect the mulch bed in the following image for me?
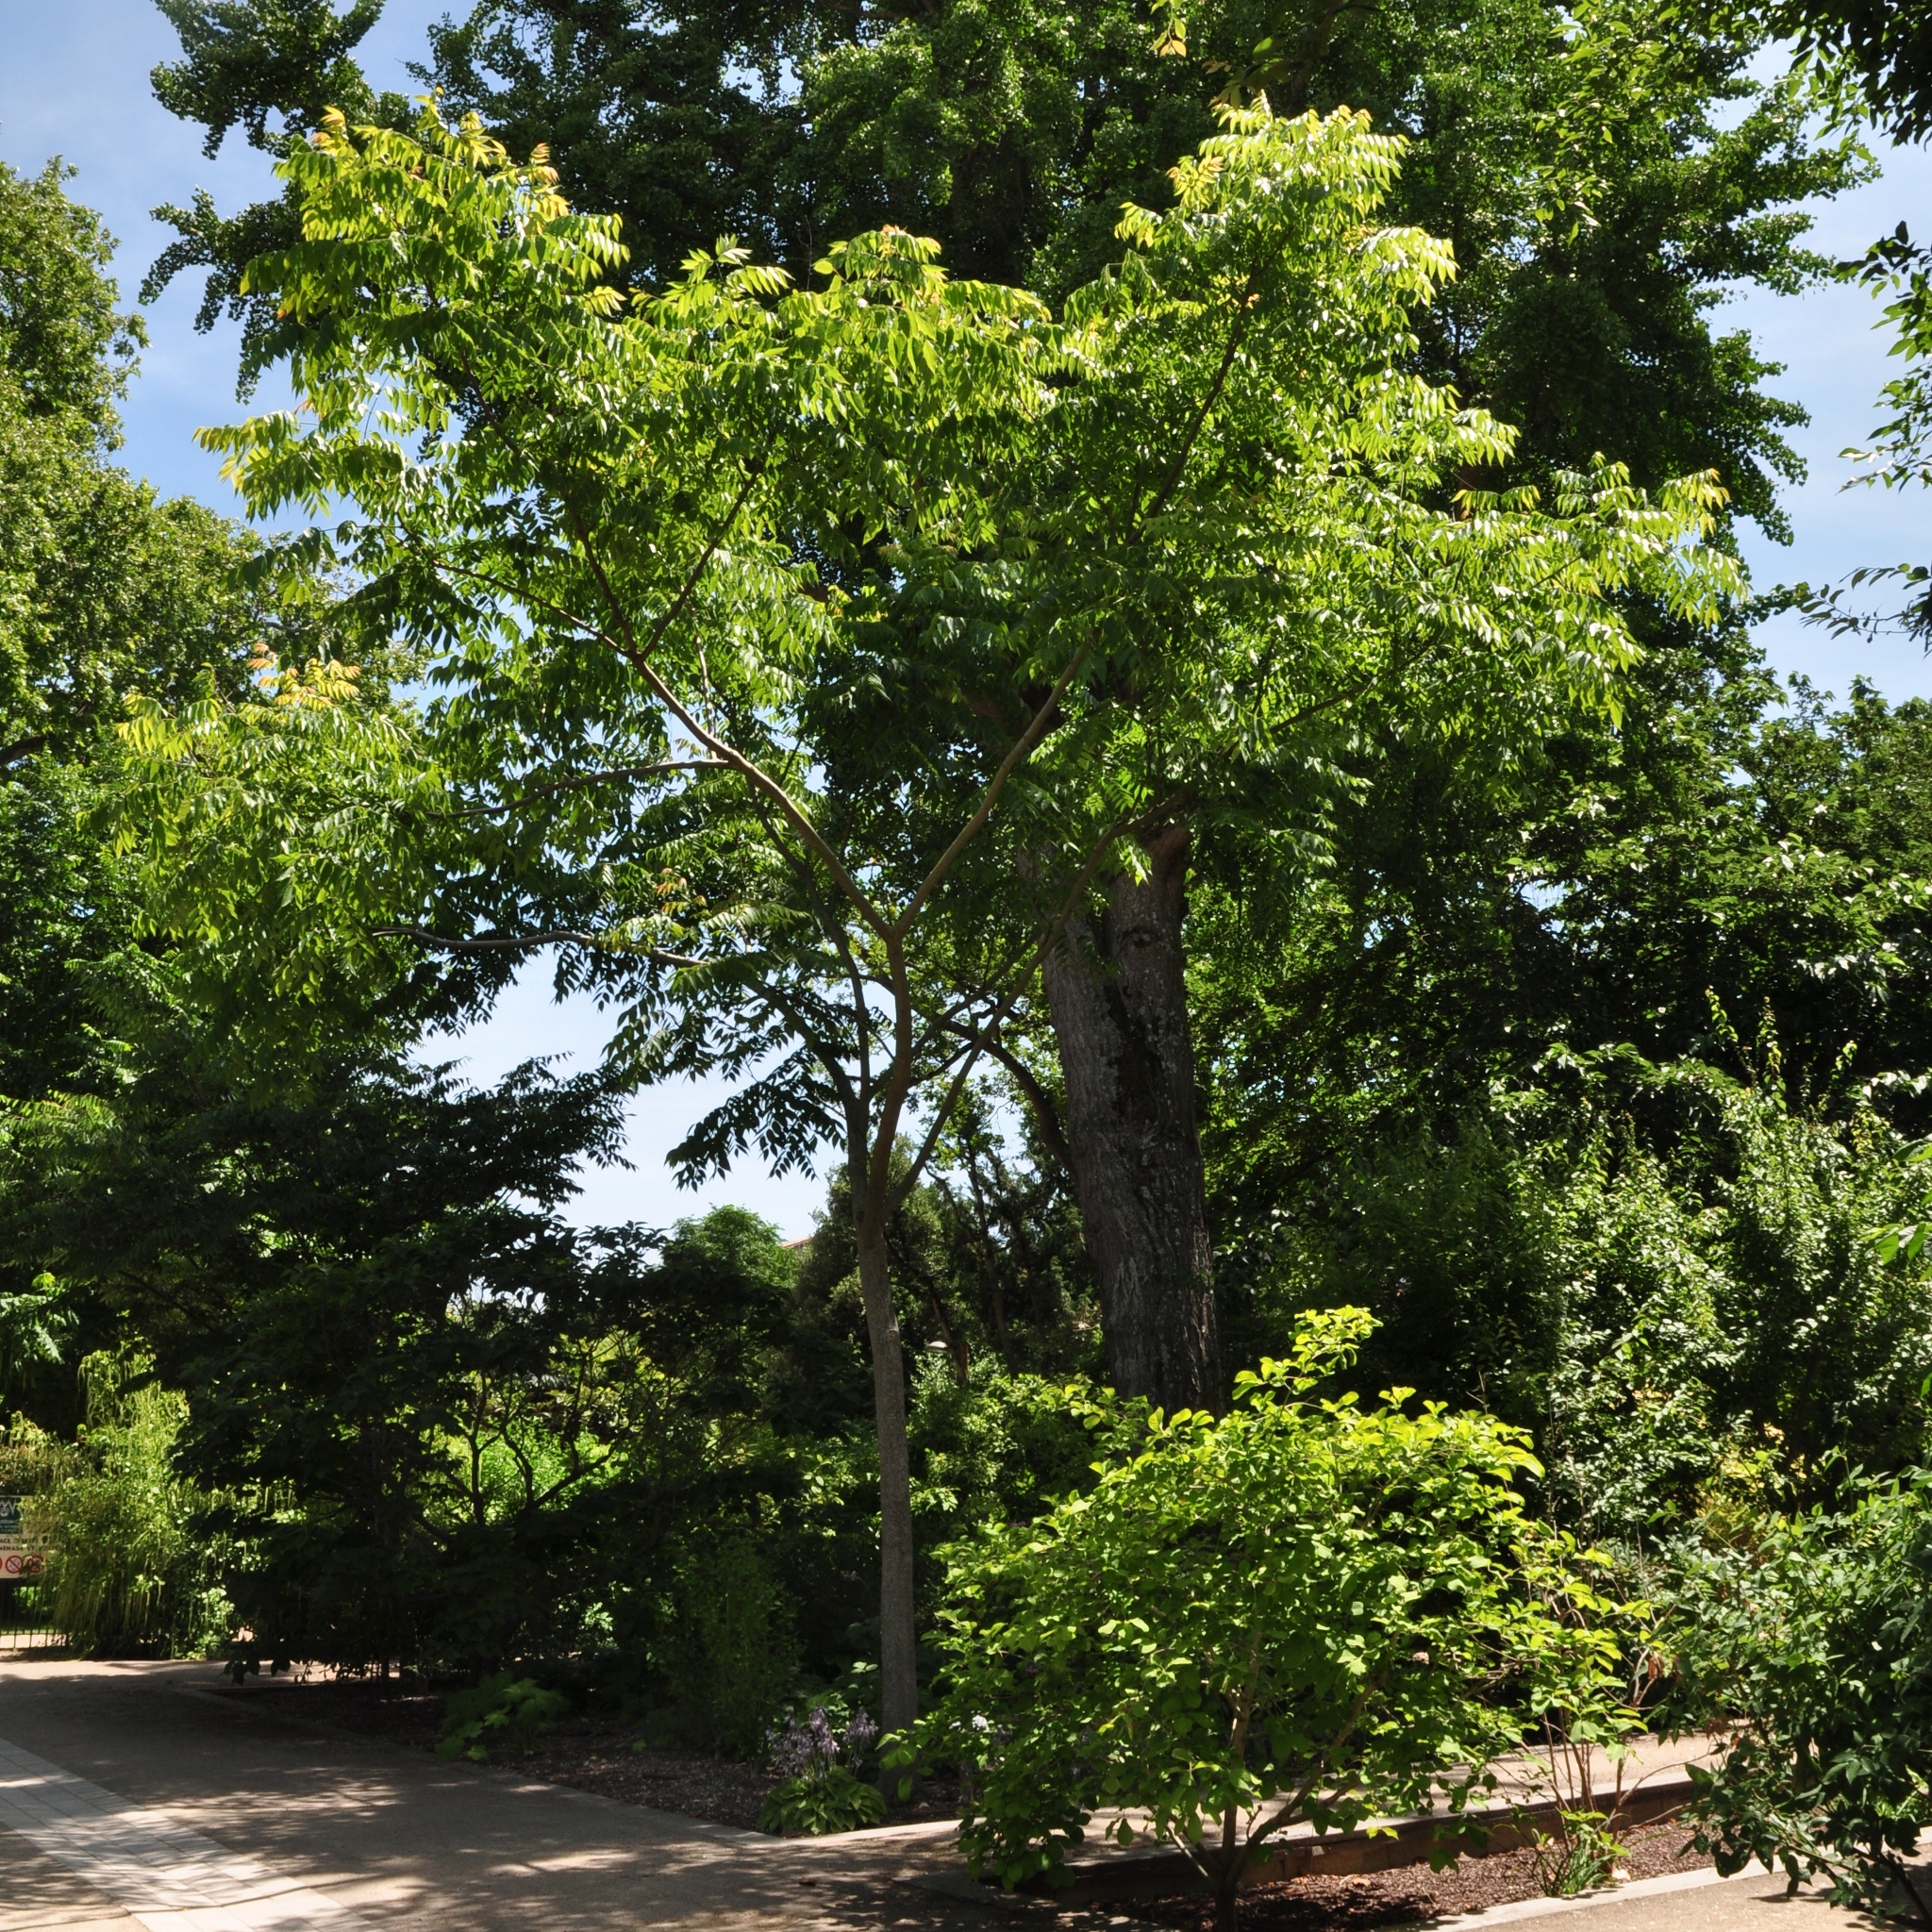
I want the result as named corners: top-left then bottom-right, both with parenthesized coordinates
top-left (205, 1674), bottom-right (962, 1833)
top-left (211, 1677), bottom-right (1715, 1921)
top-left (1119, 1821), bottom-right (1713, 1931)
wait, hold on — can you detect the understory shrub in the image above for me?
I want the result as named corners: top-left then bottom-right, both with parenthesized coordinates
top-left (27, 1353), bottom-right (226, 1656)
top-left (438, 1671), bottom-right (571, 1761)
top-left (915, 1308), bottom-right (1580, 1931)
top-left (656, 1532), bottom-right (798, 1756)
top-left (1242, 1047), bottom-right (1932, 1537)
top-left (1672, 1471), bottom-right (1932, 1917)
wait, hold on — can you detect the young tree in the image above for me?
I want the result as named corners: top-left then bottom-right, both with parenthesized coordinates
top-left (121, 103), bottom-right (1091, 1738)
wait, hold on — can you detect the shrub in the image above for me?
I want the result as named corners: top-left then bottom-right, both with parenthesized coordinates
top-left (438, 1672), bottom-right (571, 1761)
top-left (913, 1308), bottom-right (1571, 1932)
top-left (27, 1354), bottom-right (226, 1657)
top-left (1674, 1471), bottom-right (1932, 1917)
top-left (657, 1532), bottom-right (798, 1756)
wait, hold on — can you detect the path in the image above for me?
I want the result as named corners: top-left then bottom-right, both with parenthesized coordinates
top-left (0, 1657), bottom-right (1892, 1932)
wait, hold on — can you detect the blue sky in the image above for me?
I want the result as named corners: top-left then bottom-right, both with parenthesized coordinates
top-left (2, 0), bottom-right (1928, 1234)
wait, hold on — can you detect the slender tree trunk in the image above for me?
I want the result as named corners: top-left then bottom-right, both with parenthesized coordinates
top-left (855, 1224), bottom-right (919, 1744)
top-left (1041, 822), bottom-right (1221, 1413)
top-left (1214, 1862), bottom-right (1242, 1932)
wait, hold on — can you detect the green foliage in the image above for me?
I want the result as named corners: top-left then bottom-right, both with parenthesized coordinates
top-left (1201, 651), bottom-right (1932, 1261)
top-left (653, 1533), bottom-right (799, 1757)
top-left (438, 1670), bottom-right (571, 1760)
top-left (1546, 1052), bottom-right (1932, 1530)
top-left (1513, 1532), bottom-right (1661, 1897)
top-left (1230, 1029), bottom-right (1932, 1536)
top-left (144, 0), bottom-right (416, 378)
top-left (27, 1353), bottom-right (227, 1657)
top-left (915, 1309), bottom-right (1554, 1919)
top-left (801, 0), bottom-right (1860, 537)
top-left (420, 0), bottom-right (829, 292)
top-left (0, 155), bottom-right (273, 772)
top-left (0, 157), bottom-right (142, 442)
top-left (1674, 1472), bottom-right (1932, 1916)
top-left (1798, 225), bottom-right (1932, 650)
top-left (1764, 0), bottom-right (1932, 141)
top-left (907, 1359), bottom-right (1094, 1563)
top-left (757, 1763), bottom-right (886, 1835)
top-left (5, 1040), bottom-right (809, 1673)
top-left (1530, 1810), bottom-right (1629, 1898)
top-left (150, 0), bottom-right (1863, 552)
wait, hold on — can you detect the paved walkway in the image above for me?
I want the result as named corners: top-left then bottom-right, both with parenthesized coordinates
top-left (0, 1658), bottom-right (1889, 1932)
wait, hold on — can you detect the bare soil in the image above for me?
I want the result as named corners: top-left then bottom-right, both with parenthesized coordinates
top-left (1118, 1821), bottom-right (1712, 1931)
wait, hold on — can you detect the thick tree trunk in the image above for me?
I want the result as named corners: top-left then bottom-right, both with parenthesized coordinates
top-left (1041, 822), bottom-right (1221, 1413)
top-left (855, 1226), bottom-right (919, 1746)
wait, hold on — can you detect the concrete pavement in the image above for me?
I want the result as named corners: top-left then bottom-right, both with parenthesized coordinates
top-left (0, 1659), bottom-right (978, 1931)
top-left (0, 1658), bottom-right (1890, 1932)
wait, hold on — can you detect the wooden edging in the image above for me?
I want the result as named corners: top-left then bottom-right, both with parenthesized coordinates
top-left (908, 1774), bottom-right (1698, 1912)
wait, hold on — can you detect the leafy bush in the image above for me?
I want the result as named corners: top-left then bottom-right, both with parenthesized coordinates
top-left (914, 1309), bottom-right (1571, 1931)
top-left (655, 1533), bottom-right (798, 1756)
top-left (27, 1353), bottom-right (226, 1657)
top-left (438, 1671), bottom-right (571, 1761)
top-left (1673, 1471), bottom-right (1932, 1916)
top-left (1544, 1060), bottom-right (1932, 1534)
top-left (1247, 1044), bottom-right (1932, 1540)
top-left (908, 1359), bottom-right (1095, 1561)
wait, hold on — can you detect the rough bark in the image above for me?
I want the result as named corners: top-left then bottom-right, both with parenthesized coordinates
top-left (1041, 822), bottom-right (1222, 1413)
top-left (855, 1225), bottom-right (919, 1745)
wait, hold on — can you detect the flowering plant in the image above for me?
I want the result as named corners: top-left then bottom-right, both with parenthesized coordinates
top-left (758, 1701), bottom-right (886, 1834)
top-left (767, 1702), bottom-right (879, 1778)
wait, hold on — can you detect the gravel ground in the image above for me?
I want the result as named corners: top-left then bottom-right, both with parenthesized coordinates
top-left (1119, 1821), bottom-right (1712, 1932)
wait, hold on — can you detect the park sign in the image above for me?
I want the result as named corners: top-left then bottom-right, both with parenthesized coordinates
top-left (0, 1496), bottom-right (41, 1580)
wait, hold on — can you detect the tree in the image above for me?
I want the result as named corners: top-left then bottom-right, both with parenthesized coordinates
top-left (116, 94), bottom-right (1729, 1731)
top-left (798, 0), bottom-right (1847, 1414)
top-left (915, 1307), bottom-right (1556, 1932)
top-left (420, 0), bottom-right (839, 288)
top-left (0, 151), bottom-right (341, 1432)
top-left (145, 0), bottom-right (1857, 1417)
top-left (801, 0), bottom-right (1856, 532)
top-left (1198, 654), bottom-right (1932, 1175)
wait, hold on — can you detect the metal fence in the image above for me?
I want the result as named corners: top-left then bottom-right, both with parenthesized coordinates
top-left (0, 1625), bottom-right (66, 1655)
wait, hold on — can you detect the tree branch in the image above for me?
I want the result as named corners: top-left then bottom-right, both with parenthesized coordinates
top-left (442, 758), bottom-right (729, 819)
top-left (892, 638), bottom-right (1094, 940)
top-left (371, 923), bottom-right (701, 967)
